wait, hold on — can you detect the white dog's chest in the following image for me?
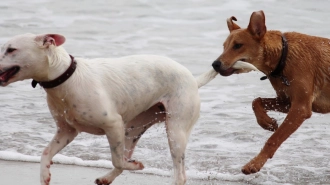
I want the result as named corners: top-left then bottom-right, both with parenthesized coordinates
top-left (66, 115), bottom-right (106, 135)
top-left (65, 109), bottom-right (106, 135)
top-left (49, 99), bottom-right (107, 135)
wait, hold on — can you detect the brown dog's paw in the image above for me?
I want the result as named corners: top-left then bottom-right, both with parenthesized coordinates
top-left (256, 117), bottom-right (278, 132)
top-left (241, 156), bottom-right (267, 175)
top-left (241, 163), bottom-right (260, 174)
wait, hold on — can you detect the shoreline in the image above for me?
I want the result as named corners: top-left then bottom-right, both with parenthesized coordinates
top-left (0, 159), bottom-right (245, 185)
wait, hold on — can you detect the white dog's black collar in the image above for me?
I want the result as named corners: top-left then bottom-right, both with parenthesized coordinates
top-left (31, 55), bottom-right (77, 88)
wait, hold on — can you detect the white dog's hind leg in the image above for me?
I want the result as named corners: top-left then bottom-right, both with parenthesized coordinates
top-left (40, 121), bottom-right (78, 185)
top-left (95, 121), bottom-right (144, 185)
top-left (95, 116), bottom-right (144, 185)
top-left (166, 119), bottom-right (191, 185)
top-left (105, 119), bottom-right (145, 170)
top-left (165, 95), bottom-right (200, 185)
top-left (95, 103), bottom-right (166, 185)
top-left (124, 103), bottom-right (166, 158)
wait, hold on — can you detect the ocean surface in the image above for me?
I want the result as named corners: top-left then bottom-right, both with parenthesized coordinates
top-left (1, 0), bottom-right (330, 184)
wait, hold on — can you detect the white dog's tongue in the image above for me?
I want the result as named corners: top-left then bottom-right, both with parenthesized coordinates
top-left (0, 72), bottom-right (6, 81)
top-left (232, 61), bottom-right (260, 72)
top-left (0, 67), bottom-right (18, 82)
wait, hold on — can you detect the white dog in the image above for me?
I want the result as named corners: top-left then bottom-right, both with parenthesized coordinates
top-left (0, 33), bottom-right (219, 185)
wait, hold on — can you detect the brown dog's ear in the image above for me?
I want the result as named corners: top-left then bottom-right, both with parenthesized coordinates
top-left (247, 10), bottom-right (267, 39)
top-left (227, 16), bottom-right (240, 32)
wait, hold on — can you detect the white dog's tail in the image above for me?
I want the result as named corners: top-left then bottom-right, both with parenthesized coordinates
top-left (195, 69), bottom-right (218, 88)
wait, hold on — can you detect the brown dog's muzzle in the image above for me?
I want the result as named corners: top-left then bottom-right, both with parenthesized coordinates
top-left (212, 60), bottom-right (237, 76)
top-left (212, 60), bottom-right (221, 72)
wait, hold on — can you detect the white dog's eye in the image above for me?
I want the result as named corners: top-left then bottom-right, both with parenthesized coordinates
top-left (6, 48), bottom-right (17, 54)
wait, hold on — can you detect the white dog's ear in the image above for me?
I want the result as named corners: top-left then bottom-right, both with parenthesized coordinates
top-left (35, 34), bottom-right (66, 47)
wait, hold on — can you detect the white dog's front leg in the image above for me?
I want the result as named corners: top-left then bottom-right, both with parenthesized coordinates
top-left (40, 122), bottom-right (78, 185)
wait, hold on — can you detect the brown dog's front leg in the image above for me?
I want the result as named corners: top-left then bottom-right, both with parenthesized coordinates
top-left (242, 102), bottom-right (312, 174)
top-left (252, 97), bottom-right (290, 131)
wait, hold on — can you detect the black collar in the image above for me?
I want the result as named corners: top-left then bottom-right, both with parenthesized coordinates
top-left (260, 34), bottom-right (290, 86)
top-left (32, 55), bottom-right (77, 88)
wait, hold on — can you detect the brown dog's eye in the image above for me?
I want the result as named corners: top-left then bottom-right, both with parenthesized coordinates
top-left (6, 48), bottom-right (17, 54)
top-left (233, 44), bottom-right (243, 50)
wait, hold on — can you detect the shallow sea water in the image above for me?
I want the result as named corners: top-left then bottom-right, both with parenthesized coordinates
top-left (1, 0), bottom-right (330, 184)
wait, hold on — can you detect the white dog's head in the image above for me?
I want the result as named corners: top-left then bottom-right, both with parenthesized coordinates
top-left (0, 33), bottom-right (66, 86)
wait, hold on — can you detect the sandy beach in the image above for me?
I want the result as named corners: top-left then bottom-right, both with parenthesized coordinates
top-left (0, 160), bottom-right (245, 185)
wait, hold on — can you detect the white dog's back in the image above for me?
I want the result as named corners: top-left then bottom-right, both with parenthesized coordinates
top-left (69, 55), bottom-right (198, 122)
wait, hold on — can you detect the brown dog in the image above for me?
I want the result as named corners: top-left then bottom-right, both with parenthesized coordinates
top-left (212, 10), bottom-right (330, 175)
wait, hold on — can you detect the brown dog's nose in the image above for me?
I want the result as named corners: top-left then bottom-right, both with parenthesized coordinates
top-left (212, 60), bottom-right (221, 72)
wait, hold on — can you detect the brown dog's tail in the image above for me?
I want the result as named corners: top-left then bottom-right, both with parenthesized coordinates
top-left (196, 69), bottom-right (218, 88)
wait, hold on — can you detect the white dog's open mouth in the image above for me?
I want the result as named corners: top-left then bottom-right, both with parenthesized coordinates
top-left (0, 66), bottom-right (20, 83)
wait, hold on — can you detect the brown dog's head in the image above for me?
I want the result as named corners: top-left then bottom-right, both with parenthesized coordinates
top-left (212, 10), bottom-right (266, 76)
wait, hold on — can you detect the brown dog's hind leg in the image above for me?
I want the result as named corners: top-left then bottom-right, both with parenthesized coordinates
top-left (252, 97), bottom-right (290, 131)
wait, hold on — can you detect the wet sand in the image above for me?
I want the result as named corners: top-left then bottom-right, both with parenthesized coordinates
top-left (0, 159), bottom-right (245, 185)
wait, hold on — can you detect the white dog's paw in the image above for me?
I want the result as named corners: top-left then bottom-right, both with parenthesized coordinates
top-left (40, 166), bottom-right (51, 185)
top-left (95, 177), bottom-right (113, 185)
top-left (127, 159), bottom-right (144, 170)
